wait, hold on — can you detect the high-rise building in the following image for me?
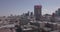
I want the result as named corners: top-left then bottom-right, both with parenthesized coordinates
top-left (34, 5), bottom-right (42, 21)
top-left (55, 11), bottom-right (58, 16)
top-left (57, 8), bottom-right (60, 16)
top-left (55, 8), bottom-right (60, 16)
top-left (30, 12), bottom-right (33, 16)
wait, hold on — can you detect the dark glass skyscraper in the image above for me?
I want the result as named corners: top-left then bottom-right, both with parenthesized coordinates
top-left (34, 5), bottom-right (42, 21)
top-left (58, 8), bottom-right (60, 16)
top-left (55, 8), bottom-right (60, 16)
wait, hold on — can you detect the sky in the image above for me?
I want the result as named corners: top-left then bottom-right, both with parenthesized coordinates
top-left (0, 0), bottom-right (60, 16)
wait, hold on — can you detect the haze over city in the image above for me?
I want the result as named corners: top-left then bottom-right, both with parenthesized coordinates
top-left (0, 0), bottom-right (60, 16)
top-left (0, 0), bottom-right (60, 32)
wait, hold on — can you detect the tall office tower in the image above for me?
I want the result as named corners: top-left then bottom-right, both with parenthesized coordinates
top-left (30, 12), bottom-right (33, 16)
top-left (55, 8), bottom-right (60, 16)
top-left (57, 8), bottom-right (60, 16)
top-left (34, 5), bottom-right (42, 21)
top-left (55, 11), bottom-right (58, 16)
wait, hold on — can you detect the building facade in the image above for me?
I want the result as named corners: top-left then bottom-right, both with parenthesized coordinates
top-left (34, 5), bottom-right (42, 21)
top-left (55, 8), bottom-right (60, 16)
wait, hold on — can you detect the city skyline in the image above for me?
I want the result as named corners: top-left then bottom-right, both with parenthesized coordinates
top-left (0, 0), bottom-right (60, 16)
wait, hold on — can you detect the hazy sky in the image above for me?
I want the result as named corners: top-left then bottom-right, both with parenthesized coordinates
top-left (0, 0), bottom-right (60, 16)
